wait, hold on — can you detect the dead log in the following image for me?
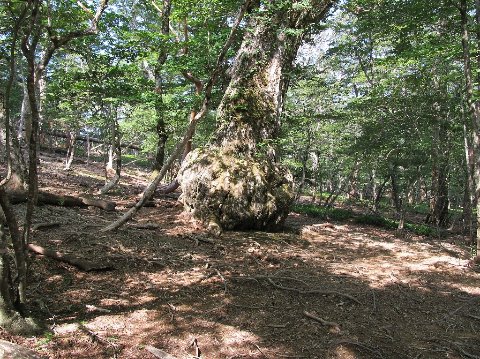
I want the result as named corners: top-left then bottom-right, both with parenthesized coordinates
top-left (27, 243), bottom-right (113, 271)
top-left (7, 190), bottom-right (116, 211)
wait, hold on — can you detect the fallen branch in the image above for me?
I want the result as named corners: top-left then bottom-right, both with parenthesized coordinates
top-left (466, 314), bottom-right (480, 321)
top-left (253, 343), bottom-right (270, 358)
top-left (157, 179), bottom-right (180, 195)
top-left (100, 0), bottom-right (252, 232)
top-left (27, 243), bottom-right (113, 271)
top-left (128, 223), bottom-right (161, 230)
top-left (303, 311), bottom-right (340, 333)
top-left (8, 190), bottom-right (116, 211)
top-left (42, 129), bottom-right (141, 150)
top-left (449, 341), bottom-right (480, 359)
top-left (79, 323), bottom-right (119, 350)
top-left (215, 268), bottom-right (227, 293)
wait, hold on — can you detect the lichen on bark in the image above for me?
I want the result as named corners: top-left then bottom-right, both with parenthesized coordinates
top-left (178, 1), bottom-right (333, 233)
top-left (178, 147), bottom-right (294, 232)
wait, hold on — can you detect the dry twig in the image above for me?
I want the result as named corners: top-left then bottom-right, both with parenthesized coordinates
top-left (215, 268), bottom-right (228, 293)
top-left (79, 324), bottom-right (119, 349)
top-left (184, 233), bottom-right (216, 245)
top-left (303, 311), bottom-right (341, 333)
top-left (253, 343), bottom-right (270, 358)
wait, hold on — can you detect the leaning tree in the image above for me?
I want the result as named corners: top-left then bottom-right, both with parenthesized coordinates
top-left (178, 0), bottom-right (335, 232)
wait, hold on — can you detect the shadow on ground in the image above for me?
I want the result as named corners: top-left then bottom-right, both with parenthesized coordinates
top-left (16, 202), bottom-right (479, 359)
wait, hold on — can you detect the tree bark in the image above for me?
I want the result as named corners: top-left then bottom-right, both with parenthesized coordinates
top-left (426, 113), bottom-right (450, 227)
top-left (390, 165), bottom-right (405, 230)
top-left (463, 121), bottom-right (476, 239)
top-left (152, 0), bottom-right (172, 172)
top-left (27, 243), bottom-right (113, 271)
top-left (179, 0), bottom-right (334, 231)
top-left (7, 190), bottom-right (116, 211)
top-left (100, 116), bottom-right (122, 195)
top-left (101, 0), bottom-right (252, 232)
top-left (64, 131), bottom-right (76, 171)
top-left (459, 0), bottom-right (480, 253)
top-left (0, 189), bottom-right (25, 306)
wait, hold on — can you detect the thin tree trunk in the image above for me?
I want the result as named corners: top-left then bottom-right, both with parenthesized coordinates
top-left (2, 5), bottom-right (29, 190)
top-left (373, 176), bottom-right (388, 213)
top-left (152, 0), bottom-right (172, 172)
top-left (390, 166), bottom-right (404, 230)
top-left (459, 0), bottom-right (480, 252)
top-left (427, 118), bottom-right (450, 227)
top-left (0, 224), bottom-right (16, 325)
top-left (100, 116), bottom-right (122, 194)
top-left (463, 121), bottom-right (476, 239)
top-left (64, 131), bottom-right (76, 170)
top-left (0, 188), bottom-right (26, 314)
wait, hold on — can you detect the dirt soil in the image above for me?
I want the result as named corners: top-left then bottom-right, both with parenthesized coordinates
top-left (1, 153), bottom-right (480, 359)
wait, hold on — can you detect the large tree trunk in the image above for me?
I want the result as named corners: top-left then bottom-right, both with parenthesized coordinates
top-left (178, 0), bottom-right (334, 232)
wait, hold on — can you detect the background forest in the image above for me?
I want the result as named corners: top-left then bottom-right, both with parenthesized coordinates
top-left (1, 0), bottom-right (480, 358)
top-left (3, 0), bottom-right (480, 238)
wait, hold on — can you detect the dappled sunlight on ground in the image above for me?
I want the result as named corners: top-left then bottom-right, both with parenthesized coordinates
top-left (2, 154), bottom-right (478, 358)
top-left (298, 222), bottom-right (473, 293)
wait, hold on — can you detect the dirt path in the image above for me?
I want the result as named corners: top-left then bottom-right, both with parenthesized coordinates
top-left (1, 155), bottom-right (479, 358)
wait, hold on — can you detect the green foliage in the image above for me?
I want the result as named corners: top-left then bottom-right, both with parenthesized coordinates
top-left (353, 214), bottom-right (397, 229)
top-left (280, 0), bottom-right (469, 229)
top-left (293, 203), bottom-right (436, 236)
top-left (37, 332), bottom-right (55, 346)
top-left (353, 214), bottom-right (435, 236)
top-left (292, 204), bottom-right (353, 221)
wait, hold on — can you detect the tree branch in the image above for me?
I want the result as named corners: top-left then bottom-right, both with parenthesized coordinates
top-left (100, 0), bottom-right (252, 232)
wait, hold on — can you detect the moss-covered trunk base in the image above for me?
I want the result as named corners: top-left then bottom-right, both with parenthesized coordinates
top-left (178, 148), bottom-right (294, 233)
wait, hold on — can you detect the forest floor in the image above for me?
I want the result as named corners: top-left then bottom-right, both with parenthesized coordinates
top-left (1, 152), bottom-right (480, 359)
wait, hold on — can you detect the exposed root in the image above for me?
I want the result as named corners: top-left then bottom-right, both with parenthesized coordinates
top-left (303, 311), bottom-right (341, 333)
top-left (262, 276), bottom-right (361, 304)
